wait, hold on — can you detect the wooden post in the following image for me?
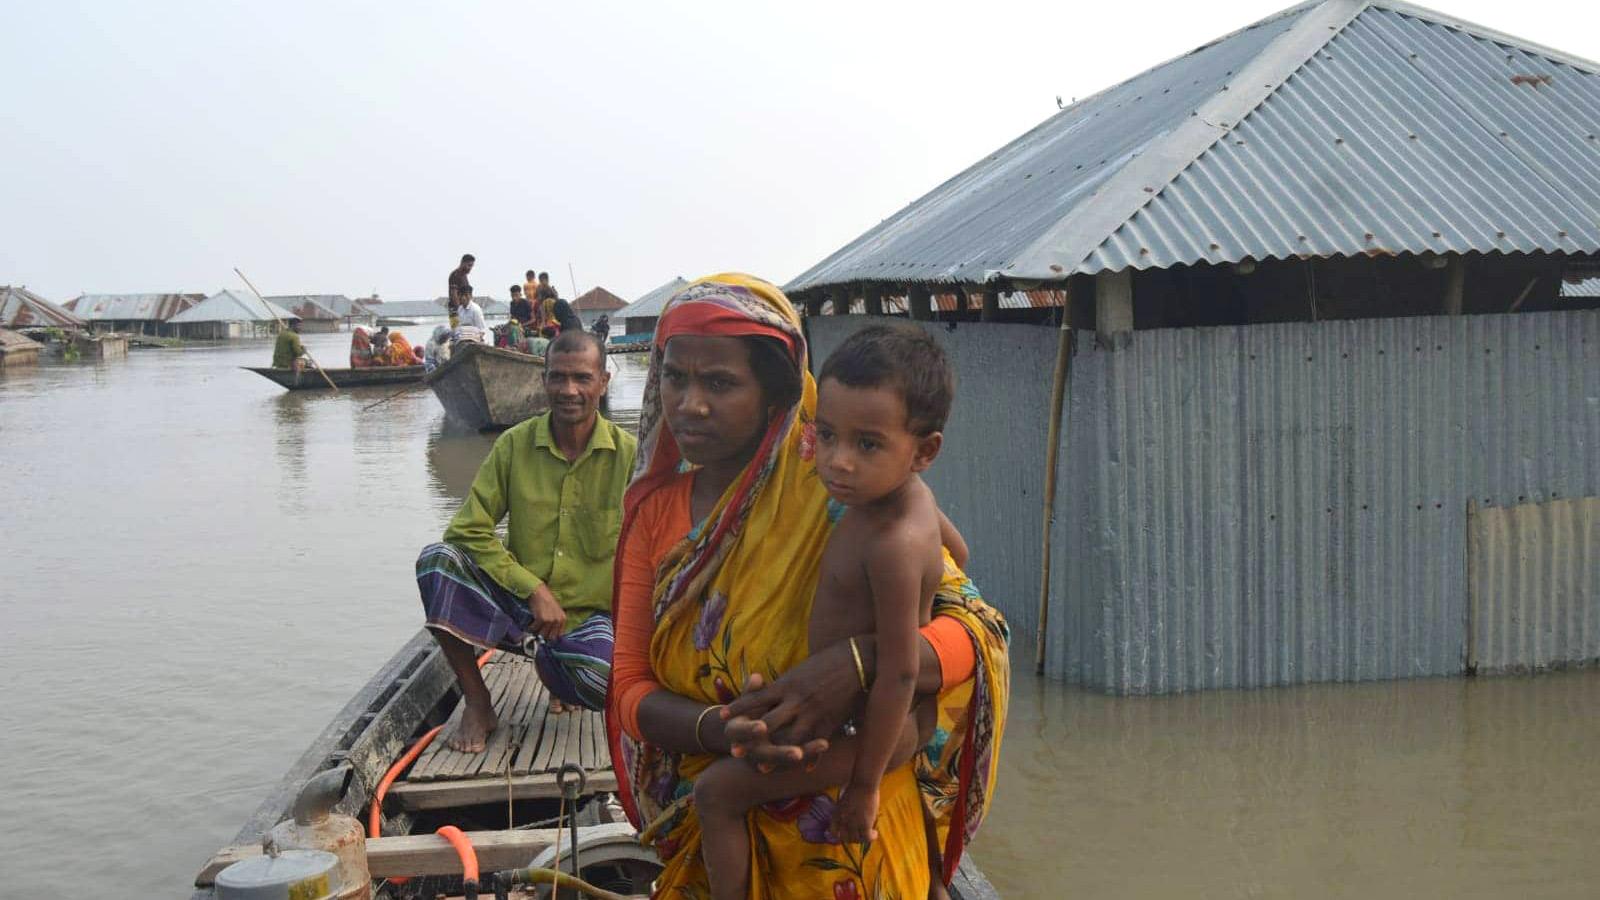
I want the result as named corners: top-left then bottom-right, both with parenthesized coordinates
top-left (1444, 256), bottom-right (1465, 316)
top-left (981, 286), bottom-right (1001, 321)
top-left (1095, 269), bottom-right (1134, 349)
top-left (953, 287), bottom-right (970, 314)
top-left (908, 285), bottom-right (932, 321)
top-left (1035, 280), bottom-right (1074, 675)
top-left (805, 292), bottom-right (824, 317)
top-left (830, 285), bottom-right (851, 316)
top-left (864, 283), bottom-right (884, 316)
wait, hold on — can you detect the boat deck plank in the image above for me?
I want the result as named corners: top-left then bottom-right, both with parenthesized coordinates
top-left (405, 654), bottom-right (609, 788)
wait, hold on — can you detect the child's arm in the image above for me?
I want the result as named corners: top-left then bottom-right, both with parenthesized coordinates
top-left (831, 528), bottom-right (925, 844)
top-left (937, 507), bottom-right (969, 569)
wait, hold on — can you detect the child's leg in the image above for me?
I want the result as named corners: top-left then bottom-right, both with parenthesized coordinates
top-left (695, 746), bottom-right (861, 900)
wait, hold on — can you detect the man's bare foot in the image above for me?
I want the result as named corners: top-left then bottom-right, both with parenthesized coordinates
top-left (549, 698), bottom-right (569, 714)
top-left (445, 700), bottom-right (497, 752)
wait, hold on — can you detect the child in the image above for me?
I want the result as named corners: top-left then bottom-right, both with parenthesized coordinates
top-left (694, 322), bottom-right (961, 900)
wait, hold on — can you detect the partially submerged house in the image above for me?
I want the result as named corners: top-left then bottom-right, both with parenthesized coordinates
top-left (65, 293), bottom-right (203, 336)
top-left (0, 285), bottom-right (86, 333)
top-left (0, 328), bottom-right (44, 367)
top-left (614, 277), bottom-right (689, 342)
top-left (787, 0), bottom-right (1600, 693)
top-left (266, 295), bottom-right (376, 331)
top-left (571, 286), bottom-right (628, 328)
top-left (166, 290), bottom-right (296, 339)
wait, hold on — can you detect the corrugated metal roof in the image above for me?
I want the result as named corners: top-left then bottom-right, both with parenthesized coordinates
top-left (273, 297), bottom-right (340, 320)
top-left (617, 277), bottom-right (690, 321)
top-left (1562, 277), bottom-right (1600, 297)
top-left (66, 293), bottom-right (202, 322)
top-left (266, 295), bottom-right (368, 317)
top-left (0, 286), bottom-right (87, 329)
top-left (166, 289), bottom-right (296, 324)
top-left (786, 0), bottom-right (1600, 293)
top-left (572, 287), bottom-right (628, 312)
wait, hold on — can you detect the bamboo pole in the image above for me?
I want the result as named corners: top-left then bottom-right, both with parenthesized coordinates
top-left (235, 268), bottom-right (339, 392)
top-left (1035, 285), bottom-right (1075, 675)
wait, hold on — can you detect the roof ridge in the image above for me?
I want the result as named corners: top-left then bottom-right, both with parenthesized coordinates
top-left (1373, 0), bottom-right (1600, 75)
top-left (1002, 0), bottom-right (1369, 280)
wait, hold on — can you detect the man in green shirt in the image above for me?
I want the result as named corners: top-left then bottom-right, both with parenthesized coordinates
top-left (416, 330), bottom-right (637, 751)
top-left (272, 318), bottom-right (306, 372)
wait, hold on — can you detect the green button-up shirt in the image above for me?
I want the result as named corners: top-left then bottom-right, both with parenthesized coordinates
top-left (272, 330), bottom-right (305, 368)
top-left (443, 412), bottom-right (638, 629)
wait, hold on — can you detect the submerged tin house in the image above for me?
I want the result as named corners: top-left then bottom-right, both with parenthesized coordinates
top-left (787, 0), bottom-right (1600, 693)
top-left (166, 290), bottom-right (297, 340)
top-left (65, 293), bottom-right (204, 336)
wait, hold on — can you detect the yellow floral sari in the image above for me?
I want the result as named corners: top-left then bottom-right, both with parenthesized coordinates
top-left (607, 274), bottom-right (1009, 899)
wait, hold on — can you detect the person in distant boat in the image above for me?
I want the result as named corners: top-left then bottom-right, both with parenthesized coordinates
top-left (591, 314), bottom-right (610, 344)
top-left (384, 331), bottom-right (421, 366)
top-left (415, 330), bottom-right (638, 752)
top-left (535, 272), bottom-right (559, 337)
top-left (349, 326), bottom-right (375, 368)
top-left (372, 326), bottom-right (392, 359)
top-left (449, 253), bottom-right (475, 308)
top-left (531, 272), bottom-right (550, 328)
top-left (272, 318), bottom-right (306, 373)
top-left (508, 284), bottom-right (533, 327)
top-left (550, 292), bottom-right (582, 336)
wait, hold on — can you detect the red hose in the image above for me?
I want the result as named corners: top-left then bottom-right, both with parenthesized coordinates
top-left (369, 648), bottom-right (496, 884)
top-left (436, 825), bottom-right (480, 884)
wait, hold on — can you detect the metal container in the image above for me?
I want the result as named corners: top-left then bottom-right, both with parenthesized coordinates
top-left (214, 849), bottom-right (337, 900)
top-left (267, 767), bottom-right (372, 900)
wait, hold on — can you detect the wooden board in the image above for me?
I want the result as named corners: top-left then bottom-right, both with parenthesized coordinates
top-left (196, 828), bottom-right (561, 885)
top-left (405, 655), bottom-right (611, 790)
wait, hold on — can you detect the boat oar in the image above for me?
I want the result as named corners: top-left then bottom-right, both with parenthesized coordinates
top-left (362, 384), bottom-right (418, 412)
top-left (234, 267), bottom-right (340, 393)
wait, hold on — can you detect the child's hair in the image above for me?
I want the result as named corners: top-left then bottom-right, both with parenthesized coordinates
top-left (819, 322), bottom-right (953, 435)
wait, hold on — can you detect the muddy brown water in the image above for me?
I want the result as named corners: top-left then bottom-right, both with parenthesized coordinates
top-left (2, 331), bottom-right (1596, 897)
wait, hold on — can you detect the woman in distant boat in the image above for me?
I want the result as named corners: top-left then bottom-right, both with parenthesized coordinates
top-left (606, 274), bottom-right (1009, 899)
top-left (349, 326), bottom-right (374, 368)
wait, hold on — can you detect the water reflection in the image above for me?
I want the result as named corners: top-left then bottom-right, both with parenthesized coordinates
top-left (426, 426), bottom-right (497, 503)
top-left (977, 670), bottom-right (1600, 898)
top-left (272, 393), bottom-right (310, 508)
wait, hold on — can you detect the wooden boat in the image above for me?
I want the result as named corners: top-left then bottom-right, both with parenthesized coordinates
top-left (425, 341), bottom-right (548, 431)
top-left (190, 630), bottom-right (1001, 899)
top-left (244, 365), bottom-right (426, 390)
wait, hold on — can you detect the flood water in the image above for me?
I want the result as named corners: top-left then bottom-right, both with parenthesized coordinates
top-left (2, 332), bottom-right (1598, 898)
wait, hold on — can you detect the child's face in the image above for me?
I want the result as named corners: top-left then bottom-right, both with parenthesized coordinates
top-left (814, 377), bottom-right (941, 507)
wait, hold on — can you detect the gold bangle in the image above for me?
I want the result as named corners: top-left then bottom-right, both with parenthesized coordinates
top-left (694, 704), bottom-right (724, 754)
top-left (849, 636), bottom-right (868, 692)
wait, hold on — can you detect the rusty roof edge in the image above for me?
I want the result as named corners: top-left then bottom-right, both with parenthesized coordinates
top-left (1374, 0), bottom-right (1600, 74)
top-left (1001, 0), bottom-right (1368, 282)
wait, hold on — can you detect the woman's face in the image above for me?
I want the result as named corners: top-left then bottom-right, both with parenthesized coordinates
top-left (661, 334), bottom-right (769, 470)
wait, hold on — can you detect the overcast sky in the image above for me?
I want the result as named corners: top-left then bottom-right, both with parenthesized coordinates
top-left (3, 0), bottom-right (1595, 303)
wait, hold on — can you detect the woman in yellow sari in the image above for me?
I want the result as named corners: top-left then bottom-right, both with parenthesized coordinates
top-left (607, 274), bottom-right (1008, 899)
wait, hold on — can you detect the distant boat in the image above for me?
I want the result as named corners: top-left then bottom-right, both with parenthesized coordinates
top-left (242, 364), bottom-right (426, 390)
top-left (425, 341), bottom-right (548, 430)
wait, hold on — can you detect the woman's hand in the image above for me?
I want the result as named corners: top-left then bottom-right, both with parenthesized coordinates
top-left (830, 782), bottom-right (881, 844)
top-left (722, 640), bottom-right (864, 767)
top-left (721, 671), bottom-right (836, 769)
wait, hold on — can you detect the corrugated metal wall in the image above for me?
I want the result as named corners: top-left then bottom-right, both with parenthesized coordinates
top-left (805, 318), bottom-right (1059, 637)
top-left (806, 310), bottom-right (1600, 693)
top-left (1050, 309), bottom-right (1600, 692)
top-left (1469, 497), bottom-right (1600, 675)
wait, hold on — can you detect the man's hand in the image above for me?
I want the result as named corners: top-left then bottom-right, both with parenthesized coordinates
top-left (527, 584), bottom-right (566, 642)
